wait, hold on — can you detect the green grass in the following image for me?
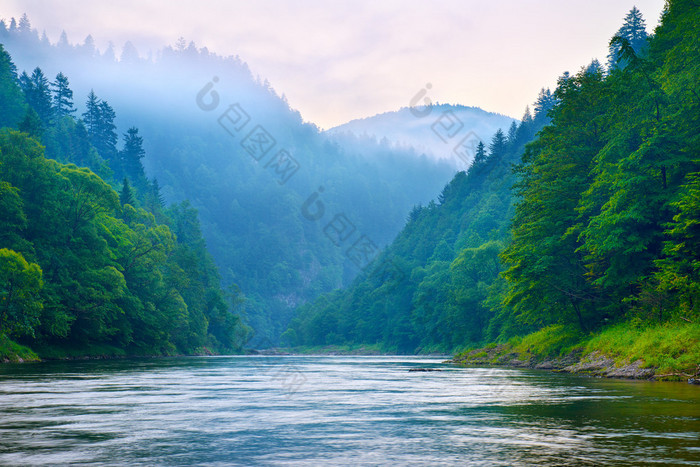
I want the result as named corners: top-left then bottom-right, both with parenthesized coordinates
top-left (512, 324), bottom-right (585, 358)
top-left (0, 335), bottom-right (40, 362)
top-left (585, 321), bottom-right (700, 375)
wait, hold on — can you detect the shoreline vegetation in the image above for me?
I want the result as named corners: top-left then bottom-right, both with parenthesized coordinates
top-left (4, 322), bottom-right (699, 386)
top-left (453, 322), bottom-right (700, 383)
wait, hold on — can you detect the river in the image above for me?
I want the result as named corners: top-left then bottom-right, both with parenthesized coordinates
top-left (0, 356), bottom-right (698, 466)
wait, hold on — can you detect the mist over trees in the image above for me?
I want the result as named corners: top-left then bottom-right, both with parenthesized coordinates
top-left (0, 39), bottom-right (249, 353)
top-left (0, 17), bottom-right (465, 345)
top-left (284, 1), bottom-right (700, 352)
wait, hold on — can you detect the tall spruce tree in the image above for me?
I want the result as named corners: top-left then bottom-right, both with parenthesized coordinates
top-left (608, 7), bottom-right (648, 70)
top-left (51, 72), bottom-right (75, 117)
top-left (120, 127), bottom-right (146, 182)
top-left (19, 67), bottom-right (53, 126)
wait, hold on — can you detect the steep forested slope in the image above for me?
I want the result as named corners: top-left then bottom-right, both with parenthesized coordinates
top-left (0, 44), bottom-right (249, 357)
top-left (286, 0), bottom-right (700, 356)
top-left (0, 23), bottom-right (457, 344)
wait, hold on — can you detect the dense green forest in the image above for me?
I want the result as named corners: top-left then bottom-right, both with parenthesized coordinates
top-left (285, 1), bottom-right (700, 354)
top-left (0, 43), bottom-right (250, 357)
top-left (0, 21), bottom-right (464, 345)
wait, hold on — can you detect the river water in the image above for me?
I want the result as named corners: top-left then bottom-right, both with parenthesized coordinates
top-left (0, 356), bottom-right (698, 466)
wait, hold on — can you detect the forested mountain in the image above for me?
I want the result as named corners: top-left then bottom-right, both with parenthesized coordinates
top-left (0, 19), bottom-right (459, 345)
top-left (0, 44), bottom-right (250, 356)
top-left (285, 0), bottom-right (700, 353)
top-left (285, 91), bottom-right (554, 352)
top-left (327, 104), bottom-right (516, 167)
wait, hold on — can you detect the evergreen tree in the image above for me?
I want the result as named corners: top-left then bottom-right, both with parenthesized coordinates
top-left (82, 90), bottom-right (100, 134)
top-left (473, 141), bottom-right (487, 166)
top-left (96, 100), bottom-right (118, 160)
top-left (120, 127), bottom-right (146, 182)
top-left (608, 7), bottom-right (648, 70)
top-left (51, 72), bottom-right (75, 117)
top-left (119, 178), bottom-right (135, 206)
top-left (19, 67), bottom-right (53, 126)
top-left (0, 44), bottom-right (25, 128)
top-left (488, 128), bottom-right (507, 159)
top-left (506, 121), bottom-right (518, 148)
top-left (18, 107), bottom-right (43, 138)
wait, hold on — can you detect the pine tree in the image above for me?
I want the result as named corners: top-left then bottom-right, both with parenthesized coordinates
top-left (473, 140), bottom-right (487, 165)
top-left (120, 127), bottom-right (146, 182)
top-left (488, 128), bottom-right (507, 159)
top-left (82, 90), bottom-right (100, 135)
top-left (119, 178), bottom-right (135, 206)
top-left (18, 107), bottom-right (43, 138)
top-left (506, 121), bottom-right (518, 148)
top-left (51, 72), bottom-right (75, 117)
top-left (608, 7), bottom-right (648, 70)
top-left (0, 44), bottom-right (25, 128)
top-left (96, 100), bottom-right (118, 161)
top-left (19, 67), bottom-right (53, 126)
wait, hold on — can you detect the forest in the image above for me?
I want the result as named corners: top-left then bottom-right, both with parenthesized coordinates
top-left (1, 1), bottom-right (698, 363)
top-left (0, 42), bottom-right (250, 357)
top-left (0, 20), bottom-right (470, 346)
top-left (285, 1), bottom-right (700, 357)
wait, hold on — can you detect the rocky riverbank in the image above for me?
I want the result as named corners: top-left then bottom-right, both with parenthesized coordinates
top-left (451, 345), bottom-right (689, 381)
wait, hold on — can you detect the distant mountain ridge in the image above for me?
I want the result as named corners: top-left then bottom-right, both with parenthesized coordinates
top-left (327, 104), bottom-right (516, 167)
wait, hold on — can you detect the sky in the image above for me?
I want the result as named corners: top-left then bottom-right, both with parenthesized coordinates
top-left (1, 0), bottom-right (665, 129)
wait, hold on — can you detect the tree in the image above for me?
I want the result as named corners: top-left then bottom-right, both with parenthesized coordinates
top-left (83, 92), bottom-right (118, 168)
top-left (18, 107), bottom-right (43, 138)
top-left (51, 72), bottom-right (75, 117)
top-left (82, 90), bottom-right (100, 134)
top-left (488, 128), bottom-right (507, 160)
top-left (19, 67), bottom-right (53, 126)
top-left (120, 127), bottom-right (146, 182)
top-left (473, 141), bottom-right (487, 166)
top-left (608, 7), bottom-right (648, 70)
top-left (0, 249), bottom-right (43, 338)
top-left (0, 44), bottom-right (25, 128)
top-left (96, 100), bottom-right (118, 162)
top-left (506, 121), bottom-right (518, 148)
top-left (120, 178), bottom-right (135, 206)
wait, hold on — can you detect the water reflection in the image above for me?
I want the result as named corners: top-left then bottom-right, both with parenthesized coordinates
top-left (0, 356), bottom-right (698, 465)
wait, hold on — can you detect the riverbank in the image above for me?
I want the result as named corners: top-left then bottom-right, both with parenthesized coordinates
top-left (0, 335), bottom-right (239, 364)
top-left (452, 322), bottom-right (700, 382)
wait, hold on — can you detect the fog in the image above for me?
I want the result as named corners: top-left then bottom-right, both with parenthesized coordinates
top-left (0, 19), bottom-right (512, 343)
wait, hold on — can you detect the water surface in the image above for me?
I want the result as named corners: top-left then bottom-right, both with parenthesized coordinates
top-left (0, 356), bottom-right (698, 465)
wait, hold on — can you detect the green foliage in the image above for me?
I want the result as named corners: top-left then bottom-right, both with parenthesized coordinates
top-left (512, 325), bottom-right (584, 358)
top-left (285, 1), bottom-right (699, 357)
top-left (0, 248), bottom-right (43, 338)
top-left (0, 334), bottom-right (39, 362)
top-left (584, 321), bottom-right (700, 375)
top-left (0, 44), bottom-right (25, 128)
top-left (286, 98), bottom-right (551, 352)
top-left (0, 57), bottom-right (251, 358)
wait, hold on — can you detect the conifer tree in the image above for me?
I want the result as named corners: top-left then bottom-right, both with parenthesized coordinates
top-left (51, 72), bottom-right (75, 117)
top-left (19, 67), bottom-right (53, 126)
top-left (120, 127), bottom-right (146, 182)
top-left (119, 178), bottom-right (135, 206)
top-left (608, 7), bottom-right (648, 70)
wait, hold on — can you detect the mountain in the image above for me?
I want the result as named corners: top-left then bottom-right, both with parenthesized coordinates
top-left (284, 95), bottom-right (552, 352)
top-left (327, 104), bottom-right (517, 168)
top-left (0, 21), bottom-right (461, 345)
top-left (284, 0), bottom-right (700, 360)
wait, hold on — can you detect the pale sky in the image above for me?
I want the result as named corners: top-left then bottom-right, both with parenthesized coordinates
top-left (1, 0), bottom-right (665, 129)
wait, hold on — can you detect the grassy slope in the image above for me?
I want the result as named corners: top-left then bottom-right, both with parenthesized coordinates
top-left (0, 335), bottom-right (40, 362)
top-left (454, 322), bottom-right (700, 380)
